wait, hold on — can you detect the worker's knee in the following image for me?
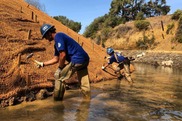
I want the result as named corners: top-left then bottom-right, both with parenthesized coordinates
top-left (54, 68), bottom-right (62, 79)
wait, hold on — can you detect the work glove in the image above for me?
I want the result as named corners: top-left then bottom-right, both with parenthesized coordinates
top-left (101, 66), bottom-right (105, 70)
top-left (34, 60), bottom-right (44, 68)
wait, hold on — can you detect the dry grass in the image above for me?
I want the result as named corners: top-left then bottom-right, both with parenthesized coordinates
top-left (105, 15), bottom-right (182, 51)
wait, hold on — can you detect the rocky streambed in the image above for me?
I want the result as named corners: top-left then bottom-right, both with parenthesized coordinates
top-left (121, 50), bottom-right (182, 68)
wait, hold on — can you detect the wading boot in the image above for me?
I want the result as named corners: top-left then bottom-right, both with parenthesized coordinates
top-left (81, 90), bottom-right (91, 100)
top-left (126, 76), bottom-right (133, 86)
top-left (54, 80), bottom-right (65, 101)
top-left (117, 74), bottom-right (123, 80)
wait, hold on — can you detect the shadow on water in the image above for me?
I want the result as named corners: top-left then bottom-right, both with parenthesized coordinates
top-left (0, 63), bottom-right (182, 121)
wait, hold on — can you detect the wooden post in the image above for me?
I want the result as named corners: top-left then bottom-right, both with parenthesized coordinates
top-left (20, 7), bottom-right (22, 13)
top-left (17, 53), bottom-right (21, 67)
top-left (67, 28), bottom-right (69, 34)
top-left (31, 11), bottom-right (34, 20)
top-left (81, 42), bottom-right (83, 47)
top-left (78, 37), bottom-right (79, 44)
top-left (161, 21), bottom-right (164, 31)
top-left (35, 15), bottom-right (37, 22)
top-left (77, 37), bottom-right (79, 43)
top-left (26, 74), bottom-right (31, 86)
top-left (27, 29), bottom-right (32, 40)
top-left (92, 41), bottom-right (94, 51)
top-left (162, 33), bottom-right (165, 39)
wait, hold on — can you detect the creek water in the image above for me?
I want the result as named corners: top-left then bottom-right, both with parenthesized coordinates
top-left (0, 63), bottom-right (182, 121)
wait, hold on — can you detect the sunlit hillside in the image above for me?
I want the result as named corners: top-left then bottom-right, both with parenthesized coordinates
top-left (105, 15), bottom-right (182, 51)
top-left (0, 0), bottom-right (115, 101)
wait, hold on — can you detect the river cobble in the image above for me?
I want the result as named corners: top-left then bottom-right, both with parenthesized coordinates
top-left (121, 50), bottom-right (182, 69)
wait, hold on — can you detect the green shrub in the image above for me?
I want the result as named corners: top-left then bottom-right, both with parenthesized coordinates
top-left (171, 9), bottom-right (182, 20)
top-left (100, 27), bottom-right (112, 42)
top-left (175, 17), bottom-right (182, 43)
top-left (136, 35), bottom-right (155, 49)
top-left (114, 25), bottom-right (132, 38)
top-left (95, 35), bottom-right (101, 45)
top-left (136, 38), bottom-right (148, 49)
top-left (135, 12), bottom-right (145, 20)
top-left (134, 20), bottom-right (150, 30)
top-left (166, 23), bottom-right (174, 34)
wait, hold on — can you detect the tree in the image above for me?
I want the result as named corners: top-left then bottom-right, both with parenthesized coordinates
top-left (109, 0), bottom-right (170, 20)
top-left (25, 0), bottom-right (46, 12)
top-left (53, 16), bottom-right (81, 33)
top-left (84, 0), bottom-right (171, 41)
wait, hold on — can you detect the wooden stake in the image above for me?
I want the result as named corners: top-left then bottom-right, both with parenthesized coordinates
top-left (27, 29), bottom-right (32, 40)
top-left (31, 11), bottom-right (34, 20)
top-left (26, 74), bottom-right (31, 86)
top-left (35, 15), bottom-right (37, 22)
top-left (161, 21), bottom-right (164, 31)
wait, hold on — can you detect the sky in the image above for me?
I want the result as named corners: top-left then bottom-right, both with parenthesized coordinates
top-left (39, 0), bottom-right (182, 34)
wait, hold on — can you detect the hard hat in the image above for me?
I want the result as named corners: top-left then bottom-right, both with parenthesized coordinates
top-left (107, 47), bottom-right (114, 55)
top-left (40, 24), bottom-right (54, 38)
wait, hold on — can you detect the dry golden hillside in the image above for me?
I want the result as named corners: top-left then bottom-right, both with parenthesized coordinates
top-left (0, 0), bottom-right (116, 103)
top-left (105, 15), bottom-right (182, 51)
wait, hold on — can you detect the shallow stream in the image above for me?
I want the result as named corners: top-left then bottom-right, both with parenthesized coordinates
top-left (0, 63), bottom-right (182, 121)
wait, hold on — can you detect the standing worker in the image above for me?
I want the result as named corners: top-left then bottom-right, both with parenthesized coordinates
top-left (102, 47), bottom-right (133, 85)
top-left (34, 24), bottom-right (91, 101)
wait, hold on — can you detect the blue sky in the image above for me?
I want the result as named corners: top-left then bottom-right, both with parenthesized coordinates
top-left (39, 0), bottom-right (182, 34)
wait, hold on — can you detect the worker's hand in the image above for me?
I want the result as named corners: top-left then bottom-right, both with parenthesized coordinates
top-left (34, 60), bottom-right (44, 68)
top-left (101, 66), bottom-right (105, 70)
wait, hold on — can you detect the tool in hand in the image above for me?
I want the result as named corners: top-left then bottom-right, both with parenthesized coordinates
top-left (26, 53), bottom-right (43, 68)
top-left (26, 53), bottom-right (34, 60)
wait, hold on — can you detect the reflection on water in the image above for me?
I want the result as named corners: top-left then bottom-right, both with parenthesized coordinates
top-left (0, 63), bottom-right (182, 121)
top-left (150, 108), bottom-right (182, 120)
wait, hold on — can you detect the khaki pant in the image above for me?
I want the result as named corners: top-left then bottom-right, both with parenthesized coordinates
top-left (118, 59), bottom-right (133, 84)
top-left (123, 64), bottom-right (133, 83)
top-left (54, 61), bottom-right (90, 100)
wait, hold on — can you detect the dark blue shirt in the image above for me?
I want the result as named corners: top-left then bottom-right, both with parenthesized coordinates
top-left (108, 52), bottom-right (125, 64)
top-left (54, 32), bottom-right (89, 64)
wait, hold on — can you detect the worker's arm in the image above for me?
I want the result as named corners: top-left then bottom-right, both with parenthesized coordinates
top-left (58, 50), bottom-right (66, 69)
top-left (43, 56), bottom-right (59, 66)
top-left (102, 63), bottom-right (110, 70)
top-left (34, 56), bottom-right (58, 68)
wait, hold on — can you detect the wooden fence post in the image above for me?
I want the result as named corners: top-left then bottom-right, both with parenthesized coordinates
top-left (81, 42), bottom-right (83, 47)
top-left (20, 7), bottom-right (22, 13)
top-left (26, 74), bottom-right (31, 86)
top-left (161, 21), bottom-right (164, 31)
top-left (77, 37), bottom-right (79, 44)
top-left (35, 15), bottom-right (37, 22)
top-left (27, 29), bottom-right (32, 40)
top-left (17, 53), bottom-right (21, 67)
top-left (162, 33), bottom-right (165, 39)
top-left (31, 11), bottom-right (34, 20)
top-left (92, 41), bottom-right (94, 51)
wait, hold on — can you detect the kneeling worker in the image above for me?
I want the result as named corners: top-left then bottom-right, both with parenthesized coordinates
top-left (102, 47), bottom-right (133, 85)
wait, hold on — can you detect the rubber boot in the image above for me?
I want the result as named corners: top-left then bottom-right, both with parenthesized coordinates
top-left (54, 80), bottom-right (65, 101)
top-left (125, 74), bottom-right (133, 86)
top-left (117, 74), bottom-right (123, 80)
top-left (81, 89), bottom-right (91, 100)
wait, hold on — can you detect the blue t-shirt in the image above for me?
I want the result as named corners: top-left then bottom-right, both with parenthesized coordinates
top-left (54, 32), bottom-right (89, 64)
top-left (108, 52), bottom-right (125, 64)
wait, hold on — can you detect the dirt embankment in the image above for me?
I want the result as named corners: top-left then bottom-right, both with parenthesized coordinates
top-left (0, 0), bottom-right (114, 107)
